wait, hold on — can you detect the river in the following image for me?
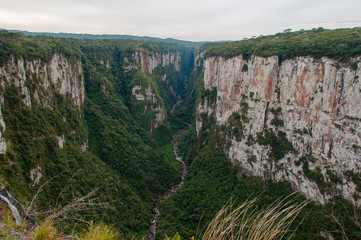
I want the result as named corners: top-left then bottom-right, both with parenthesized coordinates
top-left (147, 130), bottom-right (187, 240)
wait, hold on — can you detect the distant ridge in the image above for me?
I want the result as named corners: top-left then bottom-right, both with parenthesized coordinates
top-left (2, 29), bottom-right (207, 47)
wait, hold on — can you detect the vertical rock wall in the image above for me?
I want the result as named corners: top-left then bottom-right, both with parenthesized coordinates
top-left (0, 53), bottom-right (85, 154)
top-left (125, 51), bottom-right (181, 73)
top-left (197, 54), bottom-right (361, 204)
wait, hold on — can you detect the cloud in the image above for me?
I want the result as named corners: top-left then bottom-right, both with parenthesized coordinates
top-left (0, 0), bottom-right (360, 41)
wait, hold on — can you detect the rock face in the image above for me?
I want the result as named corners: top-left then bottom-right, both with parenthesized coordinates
top-left (0, 53), bottom-right (85, 154)
top-left (126, 50), bottom-right (181, 131)
top-left (197, 54), bottom-right (361, 204)
top-left (132, 84), bottom-right (167, 131)
top-left (125, 51), bottom-right (181, 73)
top-left (29, 165), bottom-right (42, 187)
top-left (0, 105), bottom-right (6, 154)
top-left (0, 54), bottom-right (84, 108)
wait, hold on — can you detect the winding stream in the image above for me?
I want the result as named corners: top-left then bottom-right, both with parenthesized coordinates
top-left (147, 130), bottom-right (187, 240)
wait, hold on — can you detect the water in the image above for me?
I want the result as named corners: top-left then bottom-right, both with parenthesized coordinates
top-left (0, 185), bottom-right (22, 225)
top-left (147, 130), bottom-right (187, 240)
top-left (171, 100), bottom-right (181, 114)
top-left (0, 184), bottom-right (37, 227)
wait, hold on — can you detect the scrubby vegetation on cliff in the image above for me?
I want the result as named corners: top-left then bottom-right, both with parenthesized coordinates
top-left (204, 27), bottom-right (361, 61)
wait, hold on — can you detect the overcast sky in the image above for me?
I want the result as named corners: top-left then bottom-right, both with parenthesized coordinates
top-left (0, 0), bottom-right (360, 41)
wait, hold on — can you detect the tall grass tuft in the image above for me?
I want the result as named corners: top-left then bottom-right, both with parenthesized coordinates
top-left (202, 194), bottom-right (308, 240)
top-left (33, 219), bottom-right (57, 240)
top-left (77, 221), bottom-right (119, 240)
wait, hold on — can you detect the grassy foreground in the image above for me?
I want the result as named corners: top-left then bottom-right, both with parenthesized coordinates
top-left (1, 194), bottom-right (306, 240)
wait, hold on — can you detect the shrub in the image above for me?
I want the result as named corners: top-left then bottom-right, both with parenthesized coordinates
top-left (165, 232), bottom-right (182, 240)
top-left (257, 130), bottom-right (294, 161)
top-left (271, 118), bottom-right (284, 127)
top-left (241, 64), bottom-right (248, 72)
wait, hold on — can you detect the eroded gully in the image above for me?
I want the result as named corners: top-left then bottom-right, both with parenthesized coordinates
top-left (147, 130), bottom-right (187, 240)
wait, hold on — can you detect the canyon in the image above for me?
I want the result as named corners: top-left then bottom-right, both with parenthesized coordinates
top-left (1, 29), bottom-right (361, 238)
top-left (0, 49), bottom-right (181, 154)
top-left (0, 32), bottom-right (187, 236)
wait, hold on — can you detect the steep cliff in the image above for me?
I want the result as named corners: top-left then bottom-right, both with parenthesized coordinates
top-left (84, 44), bottom-right (183, 132)
top-left (126, 50), bottom-right (181, 131)
top-left (197, 54), bottom-right (361, 204)
top-left (125, 51), bottom-right (181, 74)
top-left (0, 53), bottom-right (85, 154)
top-left (131, 73), bottom-right (167, 132)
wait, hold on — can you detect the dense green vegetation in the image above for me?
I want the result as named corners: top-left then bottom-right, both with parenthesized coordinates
top-left (80, 39), bottom-right (193, 234)
top-left (257, 129), bottom-right (294, 161)
top-left (0, 31), bottom-right (82, 65)
top-left (4, 29), bottom-right (206, 47)
top-left (0, 31), bottom-right (194, 237)
top-left (0, 30), bottom-right (180, 66)
top-left (157, 115), bottom-right (361, 240)
top-left (168, 55), bottom-right (203, 131)
top-left (157, 143), bottom-right (332, 239)
top-left (0, 83), bottom-right (151, 234)
top-left (204, 27), bottom-right (361, 61)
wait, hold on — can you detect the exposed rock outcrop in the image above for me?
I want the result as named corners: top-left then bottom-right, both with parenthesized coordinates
top-left (0, 105), bottom-right (7, 154)
top-left (0, 53), bottom-right (84, 108)
top-left (197, 54), bottom-right (361, 204)
top-left (125, 51), bottom-right (181, 73)
top-left (132, 84), bottom-right (166, 131)
top-left (29, 165), bottom-right (42, 187)
top-left (126, 50), bottom-right (181, 131)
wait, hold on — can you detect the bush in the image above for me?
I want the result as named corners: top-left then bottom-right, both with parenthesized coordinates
top-left (241, 64), bottom-right (248, 72)
top-left (257, 130), bottom-right (294, 161)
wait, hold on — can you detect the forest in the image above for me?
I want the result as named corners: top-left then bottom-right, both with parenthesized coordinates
top-left (203, 27), bottom-right (361, 61)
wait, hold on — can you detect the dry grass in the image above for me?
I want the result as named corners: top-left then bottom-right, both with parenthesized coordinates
top-left (42, 189), bottom-right (108, 224)
top-left (28, 170), bottom-right (109, 227)
top-left (33, 219), bottom-right (57, 240)
top-left (202, 194), bottom-right (308, 240)
top-left (77, 221), bottom-right (119, 240)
